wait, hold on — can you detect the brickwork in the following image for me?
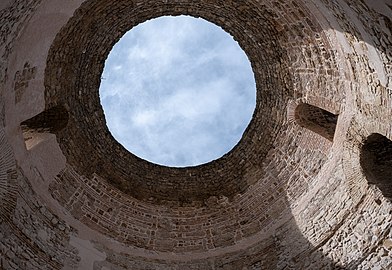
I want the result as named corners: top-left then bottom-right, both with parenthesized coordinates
top-left (294, 103), bottom-right (338, 141)
top-left (0, 0), bottom-right (391, 269)
top-left (13, 62), bottom-right (37, 104)
top-left (0, 128), bottom-right (78, 270)
top-left (360, 134), bottom-right (392, 200)
top-left (21, 105), bottom-right (68, 133)
top-left (44, 0), bottom-right (293, 205)
top-left (0, 0), bottom-right (41, 96)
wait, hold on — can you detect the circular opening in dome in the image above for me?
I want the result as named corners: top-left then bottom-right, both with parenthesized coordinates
top-left (99, 15), bottom-right (256, 167)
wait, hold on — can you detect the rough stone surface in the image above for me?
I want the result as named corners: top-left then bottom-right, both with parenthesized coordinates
top-left (0, 0), bottom-right (391, 269)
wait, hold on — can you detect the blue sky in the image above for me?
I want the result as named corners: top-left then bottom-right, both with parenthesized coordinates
top-left (99, 16), bottom-right (256, 167)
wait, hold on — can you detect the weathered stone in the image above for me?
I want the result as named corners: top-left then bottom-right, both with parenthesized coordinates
top-left (0, 0), bottom-right (391, 269)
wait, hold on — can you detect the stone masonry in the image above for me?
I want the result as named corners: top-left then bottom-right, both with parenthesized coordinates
top-left (0, 0), bottom-right (391, 269)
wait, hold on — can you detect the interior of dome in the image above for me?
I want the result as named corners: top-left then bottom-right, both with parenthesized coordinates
top-left (1, 0), bottom-right (391, 269)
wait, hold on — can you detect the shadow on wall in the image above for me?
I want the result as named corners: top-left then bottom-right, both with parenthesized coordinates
top-left (360, 133), bottom-right (392, 202)
top-left (282, 0), bottom-right (392, 269)
top-left (286, 0), bottom-right (392, 268)
top-left (1, 0), bottom-right (392, 269)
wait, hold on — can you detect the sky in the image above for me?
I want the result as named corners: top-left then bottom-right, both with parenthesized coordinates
top-left (99, 15), bottom-right (256, 167)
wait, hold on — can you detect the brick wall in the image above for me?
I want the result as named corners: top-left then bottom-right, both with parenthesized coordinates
top-left (0, 0), bottom-right (391, 269)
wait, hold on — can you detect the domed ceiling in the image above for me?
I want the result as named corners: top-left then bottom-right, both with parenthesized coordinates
top-left (0, 0), bottom-right (391, 269)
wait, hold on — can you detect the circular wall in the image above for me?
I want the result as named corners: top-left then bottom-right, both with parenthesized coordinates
top-left (0, 0), bottom-right (391, 269)
top-left (44, 0), bottom-right (293, 204)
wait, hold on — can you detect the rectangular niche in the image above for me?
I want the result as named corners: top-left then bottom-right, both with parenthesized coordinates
top-left (294, 103), bottom-right (338, 141)
top-left (21, 105), bottom-right (68, 150)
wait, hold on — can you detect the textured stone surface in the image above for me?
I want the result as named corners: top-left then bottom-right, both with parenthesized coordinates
top-left (0, 0), bottom-right (391, 269)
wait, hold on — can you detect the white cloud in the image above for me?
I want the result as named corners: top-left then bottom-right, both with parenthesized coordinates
top-left (99, 15), bottom-right (256, 167)
top-left (132, 110), bottom-right (158, 127)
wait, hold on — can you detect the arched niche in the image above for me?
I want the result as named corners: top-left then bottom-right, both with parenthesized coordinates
top-left (21, 105), bottom-right (68, 150)
top-left (360, 133), bottom-right (392, 201)
top-left (294, 103), bottom-right (338, 141)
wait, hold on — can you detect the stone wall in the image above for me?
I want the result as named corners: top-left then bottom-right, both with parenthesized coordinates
top-left (0, 128), bottom-right (78, 270)
top-left (0, 0), bottom-right (391, 269)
